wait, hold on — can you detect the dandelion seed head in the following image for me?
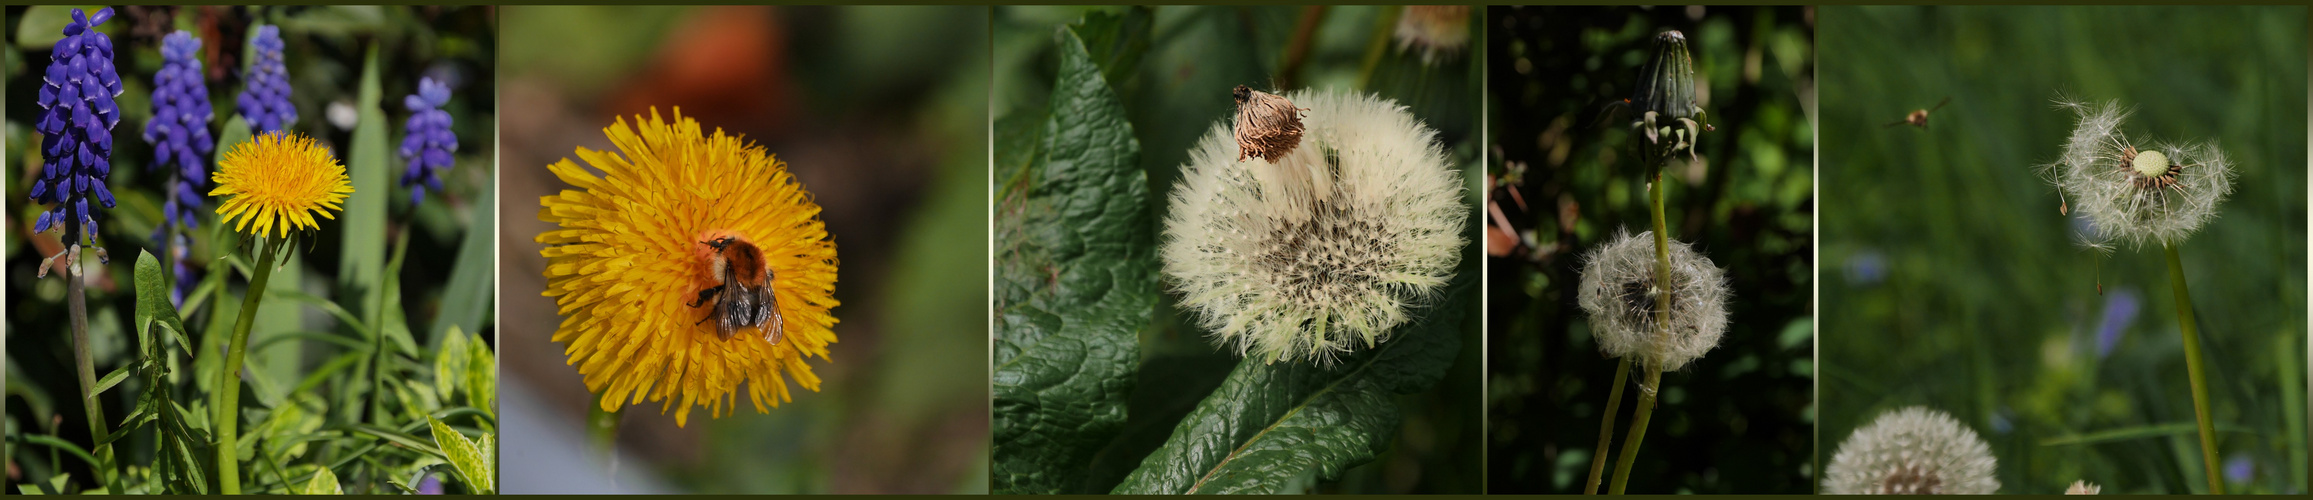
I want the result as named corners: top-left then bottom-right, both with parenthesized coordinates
top-left (1575, 230), bottom-right (1729, 372)
top-left (1162, 89), bottom-right (1465, 365)
top-left (1824, 406), bottom-right (2001, 495)
top-left (2066, 480), bottom-right (2101, 495)
top-left (2043, 99), bottom-right (2235, 249)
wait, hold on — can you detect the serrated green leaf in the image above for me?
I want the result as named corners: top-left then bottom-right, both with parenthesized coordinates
top-left (465, 329), bottom-right (496, 413)
top-left (991, 26), bottom-right (1154, 495)
top-left (298, 466), bottom-right (342, 495)
top-left (428, 415), bottom-right (494, 493)
top-left (1112, 280), bottom-right (1470, 494)
top-left (435, 329), bottom-right (470, 401)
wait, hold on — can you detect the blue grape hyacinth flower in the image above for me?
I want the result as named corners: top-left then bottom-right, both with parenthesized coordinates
top-left (146, 30), bottom-right (213, 303)
top-left (399, 77), bottom-right (457, 204)
top-left (237, 25), bottom-right (296, 134)
top-left (32, 7), bottom-right (124, 247)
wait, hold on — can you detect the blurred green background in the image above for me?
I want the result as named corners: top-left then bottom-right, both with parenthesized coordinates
top-left (1484, 5), bottom-right (1816, 494)
top-left (496, 5), bottom-right (988, 494)
top-left (995, 5), bottom-right (1483, 494)
top-left (6, 5), bottom-right (498, 493)
top-left (1818, 6), bottom-right (2307, 494)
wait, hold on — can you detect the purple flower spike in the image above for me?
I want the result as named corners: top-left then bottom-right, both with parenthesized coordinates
top-left (236, 25), bottom-right (296, 134)
top-left (146, 30), bottom-right (213, 303)
top-left (399, 77), bottom-right (457, 204)
top-left (33, 7), bottom-right (123, 246)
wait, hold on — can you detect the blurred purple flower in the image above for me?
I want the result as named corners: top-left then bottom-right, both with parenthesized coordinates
top-left (418, 474), bottom-right (444, 494)
top-left (2093, 287), bottom-right (2140, 358)
top-left (2225, 454), bottom-right (2253, 483)
top-left (236, 25), bottom-right (296, 134)
top-left (146, 30), bottom-right (212, 304)
top-left (32, 7), bottom-right (123, 246)
top-left (1843, 250), bottom-right (1886, 286)
top-left (399, 77), bottom-right (457, 204)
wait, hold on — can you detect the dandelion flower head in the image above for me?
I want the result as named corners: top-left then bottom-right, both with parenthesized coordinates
top-left (1575, 230), bottom-right (1730, 372)
top-left (2044, 99), bottom-right (2235, 250)
top-left (210, 133), bottom-right (352, 238)
top-left (537, 108), bottom-right (839, 426)
top-left (1161, 89), bottom-right (1465, 365)
top-left (1824, 406), bottom-right (2001, 495)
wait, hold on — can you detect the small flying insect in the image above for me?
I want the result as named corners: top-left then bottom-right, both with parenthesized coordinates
top-left (1233, 85), bottom-right (1307, 163)
top-left (1885, 96), bottom-right (1952, 130)
top-left (690, 234), bottom-right (784, 345)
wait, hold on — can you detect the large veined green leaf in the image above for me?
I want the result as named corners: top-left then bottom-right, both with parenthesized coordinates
top-left (1112, 279), bottom-right (1471, 494)
top-left (426, 415), bottom-right (494, 494)
top-left (990, 23), bottom-right (1153, 495)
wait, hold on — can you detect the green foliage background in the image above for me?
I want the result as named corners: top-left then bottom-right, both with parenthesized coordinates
top-left (1818, 5), bottom-right (2308, 494)
top-left (993, 5), bottom-right (1484, 494)
top-left (4, 5), bottom-right (498, 494)
top-left (1484, 5), bottom-right (1817, 494)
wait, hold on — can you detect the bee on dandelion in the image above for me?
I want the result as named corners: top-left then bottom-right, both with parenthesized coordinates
top-left (537, 108), bottom-right (839, 427)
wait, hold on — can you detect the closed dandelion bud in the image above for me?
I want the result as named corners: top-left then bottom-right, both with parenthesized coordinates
top-left (1824, 406), bottom-right (2001, 495)
top-left (2066, 480), bottom-right (2100, 495)
top-left (2043, 99), bottom-right (2235, 250)
top-left (1162, 89), bottom-right (1465, 365)
top-left (1574, 230), bottom-right (1729, 372)
top-left (1628, 30), bottom-right (1705, 168)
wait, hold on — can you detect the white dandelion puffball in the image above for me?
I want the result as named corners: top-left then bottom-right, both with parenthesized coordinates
top-left (2065, 480), bottom-right (2101, 495)
top-left (1161, 89), bottom-right (1466, 365)
top-left (1575, 230), bottom-right (1730, 372)
top-left (2044, 99), bottom-right (2236, 250)
top-left (1824, 406), bottom-right (2001, 495)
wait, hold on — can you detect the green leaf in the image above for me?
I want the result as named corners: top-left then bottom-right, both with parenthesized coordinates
top-left (298, 466), bottom-right (342, 495)
top-left (338, 42), bottom-right (389, 342)
top-left (132, 251), bottom-right (193, 357)
top-left (991, 25), bottom-right (1154, 495)
top-left (465, 329), bottom-right (496, 413)
top-left (377, 234), bottom-right (419, 356)
top-left (13, 6), bottom-right (114, 50)
top-left (428, 415), bottom-right (495, 494)
top-left (1112, 280), bottom-right (1470, 494)
top-left (435, 327), bottom-right (470, 401)
top-left (1071, 7), bottom-right (1154, 86)
top-left (430, 181), bottom-right (496, 343)
top-left (91, 364), bottom-right (131, 397)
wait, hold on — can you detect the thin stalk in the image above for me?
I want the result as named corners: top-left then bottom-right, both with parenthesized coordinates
top-left (1610, 367), bottom-right (1662, 494)
top-left (66, 246), bottom-right (125, 494)
top-left (215, 238), bottom-right (283, 494)
top-left (588, 403), bottom-right (623, 481)
top-left (2163, 243), bottom-right (2224, 494)
top-left (1584, 358), bottom-right (1632, 494)
top-left (1609, 170), bottom-right (1675, 495)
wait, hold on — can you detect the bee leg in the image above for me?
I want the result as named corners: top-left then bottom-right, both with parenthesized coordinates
top-left (688, 285), bottom-right (725, 308)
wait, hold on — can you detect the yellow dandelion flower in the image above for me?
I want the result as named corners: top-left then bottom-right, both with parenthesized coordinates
top-left (210, 133), bottom-right (354, 238)
top-left (537, 108), bottom-right (839, 426)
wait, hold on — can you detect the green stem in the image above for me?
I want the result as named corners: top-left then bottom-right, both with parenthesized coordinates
top-left (66, 247), bottom-right (125, 494)
top-left (215, 238), bottom-right (283, 495)
top-left (588, 402), bottom-right (622, 456)
top-left (1584, 358), bottom-right (1632, 494)
top-left (1610, 368), bottom-right (1663, 494)
top-left (1609, 171), bottom-right (1675, 495)
top-left (2163, 244), bottom-right (2224, 494)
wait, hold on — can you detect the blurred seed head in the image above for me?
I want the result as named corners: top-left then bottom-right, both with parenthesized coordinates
top-left (1163, 89), bottom-right (1466, 365)
top-left (2043, 99), bottom-right (2235, 250)
top-left (1575, 230), bottom-right (1730, 372)
top-left (1824, 406), bottom-right (2001, 495)
top-left (1392, 6), bottom-right (1470, 65)
top-left (2066, 480), bottom-right (2101, 495)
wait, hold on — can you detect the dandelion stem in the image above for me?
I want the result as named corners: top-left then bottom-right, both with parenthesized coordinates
top-left (66, 246), bottom-right (125, 494)
top-left (588, 402), bottom-right (623, 480)
top-left (1608, 170), bottom-right (1675, 494)
top-left (1610, 367), bottom-right (1663, 494)
top-left (2163, 243), bottom-right (2224, 494)
top-left (1584, 357), bottom-right (1631, 494)
top-left (215, 238), bottom-right (283, 495)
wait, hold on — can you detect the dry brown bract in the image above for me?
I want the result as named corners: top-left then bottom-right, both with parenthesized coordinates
top-left (1233, 85), bottom-right (1306, 163)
